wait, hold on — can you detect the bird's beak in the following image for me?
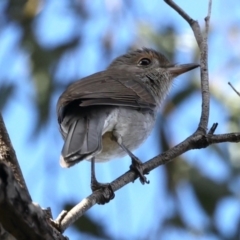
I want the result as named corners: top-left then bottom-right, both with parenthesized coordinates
top-left (168, 63), bottom-right (199, 76)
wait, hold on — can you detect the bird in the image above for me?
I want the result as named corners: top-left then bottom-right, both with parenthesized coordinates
top-left (57, 48), bottom-right (199, 203)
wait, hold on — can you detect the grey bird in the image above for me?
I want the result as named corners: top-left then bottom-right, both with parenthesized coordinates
top-left (57, 48), bottom-right (199, 202)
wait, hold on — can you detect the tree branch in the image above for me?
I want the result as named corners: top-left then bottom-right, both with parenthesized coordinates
top-left (205, 0), bottom-right (212, 35)
top-left (164, 0), bottom-right (203, 47)
top-left (228, 82), bottom-right (240, 96)
top-left (0, 114), bottom-right (31, 201)
top-left (58, 129), bottom-right (240, 231)
top-left (165, 0), bottom-right (211, 133)
top-left (0, 114), bottom-right (67, 240)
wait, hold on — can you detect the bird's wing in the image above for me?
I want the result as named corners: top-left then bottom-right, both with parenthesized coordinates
top-left (57, 70), bottom-right (156, 119)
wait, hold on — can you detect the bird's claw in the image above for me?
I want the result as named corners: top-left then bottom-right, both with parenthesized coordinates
top-left (130, 157), bottom-right (150, 184)
top-left (91, 182), bottom-right (115, 205)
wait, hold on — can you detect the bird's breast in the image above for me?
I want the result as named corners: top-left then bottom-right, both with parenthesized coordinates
top-left (95, 107), bottom-right (156, 162)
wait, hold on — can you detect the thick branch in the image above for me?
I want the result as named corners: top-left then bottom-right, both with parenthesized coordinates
top-left (0, 161), bottom-right (67, 240)
top-left (0, 114), bottom-right (31, 201)
top-left (0, 114), bottom-right (67, 239)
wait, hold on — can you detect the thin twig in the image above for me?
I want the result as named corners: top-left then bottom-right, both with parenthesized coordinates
top-left (208, 123), bottom-right (218, 134)
top-left (164, 0), bottom-right (211, 133)
top-left (164, 0), bottom-right (203, 47)
top-left (197, 0), bottom-right (212, 133)
top-left (205, 0), bottom-right (212, 34)
top-left (164, 0), bottom-right (192, 22)
top-left (228, 82), bottom-right (240, 96)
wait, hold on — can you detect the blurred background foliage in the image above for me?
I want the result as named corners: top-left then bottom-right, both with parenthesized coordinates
top-left (1, 0), bottom-right (240, 239)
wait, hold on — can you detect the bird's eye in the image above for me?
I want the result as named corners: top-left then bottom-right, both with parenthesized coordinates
top-left (138, 58), bottom-right (151, 66)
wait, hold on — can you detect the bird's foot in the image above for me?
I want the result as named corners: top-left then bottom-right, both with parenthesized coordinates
top-left (130, 157), bottom-right (150, 184)
top-left (91, 180), bottom-right (115, 205)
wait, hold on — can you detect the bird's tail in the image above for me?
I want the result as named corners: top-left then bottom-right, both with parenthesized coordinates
top-left (60, 110), bottom-right (106, 168)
